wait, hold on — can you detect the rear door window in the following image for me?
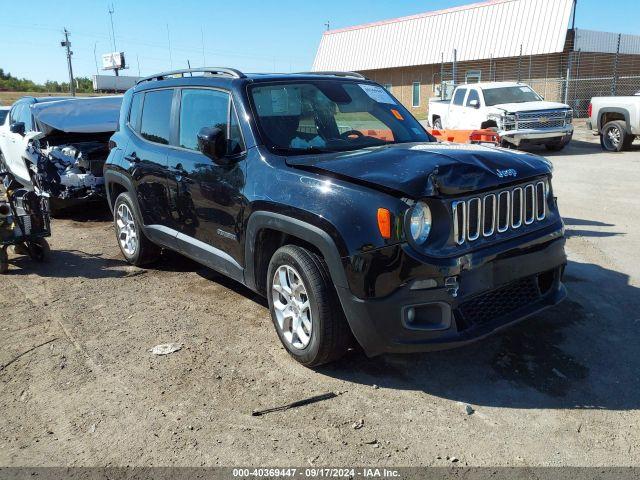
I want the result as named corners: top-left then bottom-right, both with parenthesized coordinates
top-left (140, 89), bottom-right (174, 145)
top-left (452, 88), bottom-right (467, 106)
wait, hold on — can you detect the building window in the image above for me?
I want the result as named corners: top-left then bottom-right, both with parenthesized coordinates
top-left (465, 70), bottom-right (482, 83)
top-left (412, 82), bottom-right (420, 108)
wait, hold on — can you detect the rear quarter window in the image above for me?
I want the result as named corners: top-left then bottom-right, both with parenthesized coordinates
top-left (128, 93), bottom-right (143, 132)
top-left (452, 89), bottom-right (467, 106)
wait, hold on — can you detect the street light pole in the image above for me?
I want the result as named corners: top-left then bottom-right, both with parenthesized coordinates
top-left (61, 28), bottom-right (76, 97)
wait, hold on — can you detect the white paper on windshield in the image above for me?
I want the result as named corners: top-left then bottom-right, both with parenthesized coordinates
top-left (270, 90), bottom-right (289, 114)
top-left (359, 84), bottom-right (396, 104)
top-left (253, 87), bottom-right (301, 116)
top-left (519, 86), bottom-right (533, 93)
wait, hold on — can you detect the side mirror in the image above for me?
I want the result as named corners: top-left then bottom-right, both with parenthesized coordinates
top-left (197, 126), bottom-right (227, 163)
top-left (469, 100), bottom-right (480, 109)
top-left (10, 122), bottom-right (25, 136)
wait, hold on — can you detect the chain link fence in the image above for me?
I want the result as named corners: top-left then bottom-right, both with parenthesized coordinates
top-left (431, 32), bottom-right (640, 118)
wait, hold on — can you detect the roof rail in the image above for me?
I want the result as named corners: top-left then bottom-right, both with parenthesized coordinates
top-left (297, 71), bottom-right (368, 80)
top-left (136, 67), bottom-right (246, 85)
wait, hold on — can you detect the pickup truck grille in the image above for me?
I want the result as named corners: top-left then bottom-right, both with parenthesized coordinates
top-left (504, 109), bottom-right (570, 131)
top-left (452, 180), bottom-right (547, 245)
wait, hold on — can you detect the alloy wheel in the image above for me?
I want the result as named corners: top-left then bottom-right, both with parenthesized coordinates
top-left (271, 265), bottom-right (313, 350)
top-left (605, 126), bottom-right (622, 150)
top-left (116, 203), bottom-right (138, 256)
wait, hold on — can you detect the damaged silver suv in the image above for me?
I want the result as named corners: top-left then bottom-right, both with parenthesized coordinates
top-left (0, 96), bottom-right (122, 213)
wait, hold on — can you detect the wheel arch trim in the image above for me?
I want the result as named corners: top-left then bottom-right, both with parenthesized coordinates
top-left (598, 108), bottom-right (632, 133)
top-left (244, 211), bottom-right (349, 292)
top-left (104, 170), bottom-right (136, 213)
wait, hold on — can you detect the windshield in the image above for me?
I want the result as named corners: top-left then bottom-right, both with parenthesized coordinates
top-left (249, 80), bottom-right (432, 154)
top-left (483, 85), bottom-right (542, 106)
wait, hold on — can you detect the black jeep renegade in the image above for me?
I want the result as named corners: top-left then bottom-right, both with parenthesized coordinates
top-left (104, 68), bottom-right (566, 366)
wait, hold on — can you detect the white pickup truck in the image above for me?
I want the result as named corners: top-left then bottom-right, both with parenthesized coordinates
top-left (428, 82), bottom-right (574, 151)
top-left (587, 92), bottom-right (640, 152)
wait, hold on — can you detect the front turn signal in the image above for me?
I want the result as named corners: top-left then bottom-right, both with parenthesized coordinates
top-left (377, 208), bottom-right (392, 239)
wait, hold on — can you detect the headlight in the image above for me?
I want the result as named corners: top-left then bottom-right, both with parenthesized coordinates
top-left (409, 202), bottom-right (432, 244)
top-left (565, 109), bottom-right (574, 124)
top-left (487, 114), bottom-right (503, 128)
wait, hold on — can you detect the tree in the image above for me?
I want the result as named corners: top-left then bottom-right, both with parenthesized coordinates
top-left (0, 69), bottom-right (94, 94)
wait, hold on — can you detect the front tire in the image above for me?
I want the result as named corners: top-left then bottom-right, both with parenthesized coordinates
top-left (113, 192), bottom-right (160, 266)
top-left (27, 238), bottom-right (50, 262)
top-left (432, 118), bottom-right (443, 130)
top-left (545, 141), bottom-right (567, 152)
top-left (600, 121), bottom-right (629, 152)
top-left (267, 245), bottom-right (351, 367)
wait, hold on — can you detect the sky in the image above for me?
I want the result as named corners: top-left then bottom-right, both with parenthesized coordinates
top-left (1, 0), bottom-right (639, 84)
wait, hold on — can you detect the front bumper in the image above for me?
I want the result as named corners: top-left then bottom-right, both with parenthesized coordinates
top-left (49, 189), bottom-right (107, 213)
top-left (499, 125), bottom-right (574, 146)
top-left (337, 228), bottom-right (567, 357)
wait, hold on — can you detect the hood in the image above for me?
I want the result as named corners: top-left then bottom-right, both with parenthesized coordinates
top-left (31, 96), bottom-right (123, 135)
top-left (285, 142), bottom-right (552, 198)
top-left (489, 101), bottom-right (570, 113)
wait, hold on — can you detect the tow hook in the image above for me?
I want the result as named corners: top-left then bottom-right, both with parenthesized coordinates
top-left (445, 276), bottom-right (460, 298)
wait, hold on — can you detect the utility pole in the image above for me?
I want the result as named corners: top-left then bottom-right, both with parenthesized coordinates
top-left (108, 5), bottom-right (119, 76)
top-left (325, 21), bottom-right (330, 31)
top-left (201, 26), bottom-right (206, 66)
top-left (93, 42), bottom-right (99, 75)
top-left (61, 28), bottom-right (76, 96)
top-left (167, 24), bottom-right (173, 69)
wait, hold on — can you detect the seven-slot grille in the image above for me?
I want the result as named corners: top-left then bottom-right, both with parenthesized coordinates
top-left (504, 109), bottom-right (569, 131)
top-left (452, 180), bottom-right (547, 245)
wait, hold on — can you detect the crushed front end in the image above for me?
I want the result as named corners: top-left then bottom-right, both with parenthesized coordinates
top-left (337, 175), bottom-right (566, 357)
top-left (26, 136), bottom-right (110, 210)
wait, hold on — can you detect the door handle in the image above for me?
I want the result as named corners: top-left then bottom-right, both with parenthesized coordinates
top-left (124, 152), bottom-right (140, 163)
top-left (170, 164), bottom-right (188, 175)
top-left (170, 164), bottom-right (192, 183)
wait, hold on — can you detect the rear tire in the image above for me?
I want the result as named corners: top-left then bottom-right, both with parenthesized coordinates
top-left (267, 245), bottom-right (352, 367)
top-left (0, 247), bottom-right (8, 274)
top-left (624, 135), bottom-right (636, 149)
top-left (113, 192), bottom-right (160, 266)
top-left (600, 121), bottom-right (629, 152)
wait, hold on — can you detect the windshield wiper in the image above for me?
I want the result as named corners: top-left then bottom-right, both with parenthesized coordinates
top-left (272, 146), bottom-right (334, 155)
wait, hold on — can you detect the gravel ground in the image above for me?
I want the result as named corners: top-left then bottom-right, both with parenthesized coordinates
top-left (1, 128), bottom-right (639, 467)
